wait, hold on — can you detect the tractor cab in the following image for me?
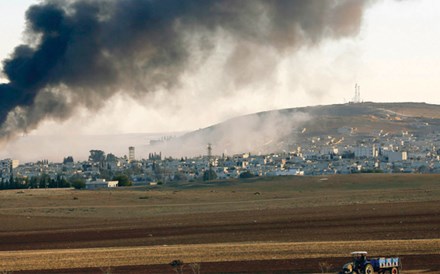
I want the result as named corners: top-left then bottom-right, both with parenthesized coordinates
top-left (351, 251), bottom-right (368, 263)
top-left (339, 251), bottom-right (374, 274)
top-left (351, 251), bottom-right (368, 271)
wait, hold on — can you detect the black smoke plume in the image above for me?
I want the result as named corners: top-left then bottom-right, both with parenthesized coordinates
top-left (0, 0), bottom-right (373, 141)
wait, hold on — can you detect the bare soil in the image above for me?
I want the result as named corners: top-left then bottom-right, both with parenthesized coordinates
top-left (0, 174), bottom-right (439, 273)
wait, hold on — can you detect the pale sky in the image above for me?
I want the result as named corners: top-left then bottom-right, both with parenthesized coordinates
top-left (0, 0), bottom-right (439, 136)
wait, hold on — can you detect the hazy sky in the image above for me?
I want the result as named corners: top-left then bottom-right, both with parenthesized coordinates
top-left (0, 0), bottom-right (439, 137)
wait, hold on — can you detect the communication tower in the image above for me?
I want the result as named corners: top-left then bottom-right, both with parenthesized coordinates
top-left (354, 83), bottom-right (361, 103)
top-left (351, 83), bottom-right (361, 103)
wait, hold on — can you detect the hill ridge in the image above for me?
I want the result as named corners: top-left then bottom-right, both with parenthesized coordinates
top-left (151, 102), bottom-right (440, 156)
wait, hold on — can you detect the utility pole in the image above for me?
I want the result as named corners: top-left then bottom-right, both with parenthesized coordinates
top-left (207, 143), bottom-right (212, 181)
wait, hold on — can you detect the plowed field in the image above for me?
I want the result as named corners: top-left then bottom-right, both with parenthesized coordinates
top-left (0, 174), bottom-right (439, 273)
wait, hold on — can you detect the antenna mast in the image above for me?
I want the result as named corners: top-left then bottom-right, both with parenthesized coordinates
top-left (354, 83), bottom-right (361, 103)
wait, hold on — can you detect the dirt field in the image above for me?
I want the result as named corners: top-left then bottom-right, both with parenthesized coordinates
top-left (0, 174), bottom-right (439, 273)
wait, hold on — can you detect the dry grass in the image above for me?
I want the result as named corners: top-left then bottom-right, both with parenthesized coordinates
top-left (318, 261), bottom-right (333, 273)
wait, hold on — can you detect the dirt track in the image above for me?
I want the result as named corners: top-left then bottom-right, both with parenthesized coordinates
top-left (0, 174), bottom-right (439, 273)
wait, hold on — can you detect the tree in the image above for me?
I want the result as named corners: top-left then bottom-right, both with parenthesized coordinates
top-left (152, 162), bottom-right (164, 181)
top-left (70, 178), bottom-right (86, 189)
top-left (99, 168), bottom-right (113, 180)
top-left (89, 150), bottom-right (105, 163)
top-left (173, 172), bottom-right (187, 182)
top-left (9, 174), bottom-right (15, 189)
top-left (203, 170), bottom-right (217, 181)
top-left (239, 171), bottom-right (255, 179)
top-left (63, 156), bottom-right (74, 164)
top-left (30, 176), bottom-right (39, 188)
top-left (15, 177), bottom-right (28, 189)
top-left (54, 174), bottom-right (70, 188)
top-left (417, 165), bottom-right (429, 173)
top-left (112, 174), bottom-right (132, 187)
top-left (59, 177), bottom-right (70, 188)
top-left (106, 153), bottom-right (118, 163)
top-left (39, 173), bottom-right (51, 189)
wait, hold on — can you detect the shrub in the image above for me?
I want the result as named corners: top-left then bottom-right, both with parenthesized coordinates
top-left (318, 261), bottom-right (333, 273)
top-left (112, 174), bottom-right (132, 187)
top-left (239, 171), bottom-right (255, 179)
top-left (71, 178), bottom-right (86, 189)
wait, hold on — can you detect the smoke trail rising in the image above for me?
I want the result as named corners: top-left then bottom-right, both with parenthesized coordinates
top-left (0, 0), bottom-right (373, 142)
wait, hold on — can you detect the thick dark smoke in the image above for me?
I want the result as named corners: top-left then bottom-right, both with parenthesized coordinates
top-left (0, 0), bottom-right (373, 142)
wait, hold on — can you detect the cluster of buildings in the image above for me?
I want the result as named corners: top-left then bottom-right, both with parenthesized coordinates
top-left (1, 128), bottom-right (440, 189)
top-left (288, 130), bottom-right (439, 175)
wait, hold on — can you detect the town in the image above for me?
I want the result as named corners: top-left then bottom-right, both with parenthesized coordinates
top-left (1, 127), bottom-right (440, 190)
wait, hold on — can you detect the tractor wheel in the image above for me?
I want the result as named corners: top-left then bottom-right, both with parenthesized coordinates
top-left (364, 264), bottom-right (374, 274)
top-left (391, 267), bottom-right (399, 274)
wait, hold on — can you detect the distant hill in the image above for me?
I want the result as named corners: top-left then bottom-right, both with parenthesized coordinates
top-left (3, 102), bottom-right (439, 162)
top-left (150, 102), bottom-right (440, 156)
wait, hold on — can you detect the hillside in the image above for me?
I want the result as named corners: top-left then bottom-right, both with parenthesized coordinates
top-left (150, 102), bottom-right (440, 156)
top-left (3, 102), bottom-right (439, 161)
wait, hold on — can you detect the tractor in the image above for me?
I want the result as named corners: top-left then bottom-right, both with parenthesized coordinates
top-left (339, 251), bottom-right (400, 274)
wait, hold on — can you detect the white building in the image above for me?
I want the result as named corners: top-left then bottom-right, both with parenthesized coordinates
top-left (12, 160), bottom-right (19, 169)
top-left (354, 145), bottom-right (378, 158)
top-left (387, 151), bottom-right (408, 162)
top-left (86, 179), bottom-right (118, 190)
top-left (274, 168), bottom-right (304, 176)
top-left (320, 147), bottom-right (339, 155)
